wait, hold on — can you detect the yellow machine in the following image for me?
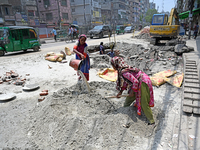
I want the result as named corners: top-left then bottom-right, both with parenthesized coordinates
top-left (150, 8), bottom-right (180, 45)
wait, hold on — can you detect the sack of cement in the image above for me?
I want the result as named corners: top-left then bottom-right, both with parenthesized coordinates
top-left (45, 52), bottom-right (56, 57)
top-left (65, 47), bottom-right (71, 55)
top-left (45, 55), bottom-right (59, 62)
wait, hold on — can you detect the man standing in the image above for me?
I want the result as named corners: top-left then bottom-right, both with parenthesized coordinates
top-left (68, 26), bottom-right (73, 42)
top-left (194, 22), bottom-right (199, 39)
top-left (52, 27), bottom-right (57, 42)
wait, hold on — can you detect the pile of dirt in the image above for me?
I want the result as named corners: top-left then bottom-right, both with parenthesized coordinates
top-left (89, 42), bottom-right (182, 76)
top-left (22, 81), bottom-right (162, 149)
top-left (135, 27), bottom-right (151, 40)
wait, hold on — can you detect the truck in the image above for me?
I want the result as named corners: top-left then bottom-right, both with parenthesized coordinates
top-left (149, 8), bottom-right (180, 45)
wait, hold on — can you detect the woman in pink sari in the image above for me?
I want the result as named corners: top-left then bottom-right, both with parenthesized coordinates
top-left (111, 56), bottom-right (155, 125)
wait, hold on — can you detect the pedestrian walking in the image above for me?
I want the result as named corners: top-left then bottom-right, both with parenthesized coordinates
top-left (68, 26), bottom-right (73, 42)
top-left (52, 27), bottom-right (57, 42)
top-left (193, 22), bottom-right (199, 39)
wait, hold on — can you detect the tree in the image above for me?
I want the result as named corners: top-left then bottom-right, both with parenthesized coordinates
top-left (145, 9), bottom-right (158, 24)
top-left (139, 14), bottom-right (143, 24)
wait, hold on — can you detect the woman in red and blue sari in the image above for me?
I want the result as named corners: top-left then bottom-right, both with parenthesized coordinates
top-left (73, 34), bottom-right (90, 81)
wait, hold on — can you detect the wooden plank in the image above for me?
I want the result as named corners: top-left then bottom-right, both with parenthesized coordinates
top-left (182, 106), bottom-right (193, 113)
top-left (185, 69), bottom-right (198, 72)
top-left (184, 76), bottom-right (199, 80)
top-left (184, 93), bottom-right (200, 100)
top-left (184, 83), bottom-right (200, 88)
top-left (184, 79), bottom-right (200, 84)
top-left (185, 73), bottom-right (198, 76)
top-left (183, 99), bottom-right (193, 107)
top-left (186, 64), bottom-right (196, 67)
top-left (193, 101), bottom-right (200, 108)
top-left (185, 66), bottom-right (197, 69)
top-left (193, 108), bottom-right (200, 114)
top-left (184, 87), bottom-right (200, 94)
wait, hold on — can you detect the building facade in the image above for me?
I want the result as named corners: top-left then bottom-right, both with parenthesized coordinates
top-left (70, 0), bottom-right (102, 28)
top-left (0, 0), bottom-right (16, 26)
top-left (37, 0), bottom-right (72, 29)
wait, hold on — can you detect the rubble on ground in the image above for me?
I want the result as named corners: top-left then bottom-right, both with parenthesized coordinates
top-left (0, 70), bottom-right (27, 86)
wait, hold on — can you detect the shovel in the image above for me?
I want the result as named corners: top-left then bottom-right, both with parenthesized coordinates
top-left (105, 94), bottom-right (129, 99)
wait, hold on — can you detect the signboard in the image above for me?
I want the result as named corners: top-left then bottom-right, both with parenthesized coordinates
top-left (21, 14), bottom-right (28, 22)
top-left (35, 19), bottom-right (40, 26)
top-left (93, 11), bottom-right (100, 17)
top-left (73, 21), bottom-right (78, 25)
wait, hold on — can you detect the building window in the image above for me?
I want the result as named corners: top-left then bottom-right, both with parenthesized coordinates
top-left (43, 0), bottom-right (50, 7)
top-left (61, 0), bottom-right (67, 6)
top-left (72, 8), bottom-right (75, 12)
top-left (28, 10), bottom-right (34, 17)
top-left (62, 13), bottom-right (68, 20)
top-left (46, 13), bottom-right (53, 21)
top-left (5, 7), bottom-right (9, 15)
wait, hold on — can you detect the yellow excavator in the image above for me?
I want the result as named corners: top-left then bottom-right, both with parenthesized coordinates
top-left (149, 8), bottom-right (180, 45)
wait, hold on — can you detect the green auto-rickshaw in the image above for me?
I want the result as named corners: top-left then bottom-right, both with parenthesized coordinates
top-left (0, 26), bottom-right (41, 56)
top-left (116, 25), bottom-right (125, 35)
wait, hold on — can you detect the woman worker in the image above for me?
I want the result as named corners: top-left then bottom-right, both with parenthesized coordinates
top-left (111, 56), bottom-right (155, 126)
top-left (73, 34), bottom-right (90, 81)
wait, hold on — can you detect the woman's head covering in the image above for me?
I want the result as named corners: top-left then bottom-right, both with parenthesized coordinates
top-left (79, 34), bottom-right (87, 40)
top-left (111, 56), bottom-right (140, 91)
top-left (111, 56), bottom-right (129, 70)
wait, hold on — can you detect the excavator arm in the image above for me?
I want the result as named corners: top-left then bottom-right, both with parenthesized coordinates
top-left (167, 8), bottom-right (179, 25)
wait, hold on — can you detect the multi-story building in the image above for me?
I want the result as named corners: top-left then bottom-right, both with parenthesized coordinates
top-left (0, 0), bottom-right (16, 26)
top-left (128, 0), bottom-right (140, 25)
top-left (37, 0), bottom-right (72, 29)
top-left (101, 1), bottom-right (112, 25)
top-left (70, 0), bottom-right (102, 28)
top-left (112, 0), bottom-right (129, 25)
top-left (20, 0), bottom-right (39, 27)
top-left (149, 2), bottom-right (155, 10)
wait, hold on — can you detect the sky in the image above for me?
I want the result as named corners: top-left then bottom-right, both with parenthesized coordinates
top-left (149, 0), bottom-right (177, 13)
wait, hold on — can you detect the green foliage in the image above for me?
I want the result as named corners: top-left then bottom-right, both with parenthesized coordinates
top-left (140, 14), bottom-right (143, 23)
top-left (145, 9), bottom-right (158, 24)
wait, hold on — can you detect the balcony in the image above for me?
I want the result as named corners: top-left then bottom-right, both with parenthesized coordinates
top-left (26, 0), bottom-right (36, 6)
top-left (101, 2), bottom-right (111, 10)
top-left (70, 0), bottom-right (90, 6)
top-left (4, 15), bottom-right (15, 21)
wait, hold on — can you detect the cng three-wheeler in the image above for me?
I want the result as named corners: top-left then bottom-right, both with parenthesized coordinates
top-left (0, 26), bottom-right (41, 56)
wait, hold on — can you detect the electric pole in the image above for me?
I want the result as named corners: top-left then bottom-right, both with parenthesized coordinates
top-left (84, 0), bottom-right (86, 26)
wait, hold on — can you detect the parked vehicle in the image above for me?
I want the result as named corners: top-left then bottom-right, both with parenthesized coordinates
top-left (0, 26), bottom-right (41, 56)
top-left (88, 25), bottom-right (112, 39)
top-left (149, 8), bottom-right (180, 45)
top-left (124, 26), bottom-right (135, 33)
top-left (116, 25), bottom-right (125, 34)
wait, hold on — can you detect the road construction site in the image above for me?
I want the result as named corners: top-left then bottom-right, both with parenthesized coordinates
top-left (0, 31), bottom-right (200, 150)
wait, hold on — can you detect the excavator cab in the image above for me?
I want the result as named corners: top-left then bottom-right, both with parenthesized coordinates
top-left (151, 14), bottom-right (168, 25)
